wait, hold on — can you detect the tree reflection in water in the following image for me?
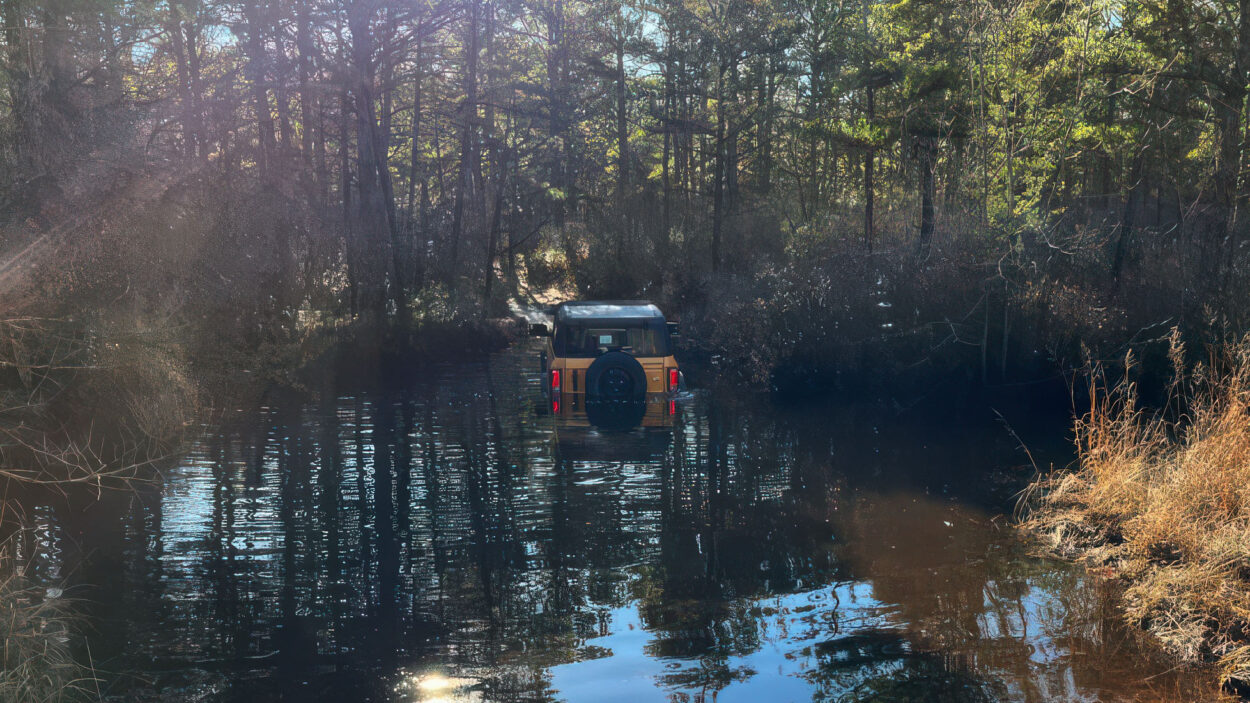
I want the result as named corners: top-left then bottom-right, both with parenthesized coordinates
top-left (26, 343), bottom-right (1224, 702)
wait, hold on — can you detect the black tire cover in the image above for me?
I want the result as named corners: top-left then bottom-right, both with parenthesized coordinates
top-left (585, 351), bottom-right (647, 402)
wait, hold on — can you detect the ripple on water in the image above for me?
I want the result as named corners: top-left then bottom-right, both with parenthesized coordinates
top-left (17, 340), bottom-right (1227, 702)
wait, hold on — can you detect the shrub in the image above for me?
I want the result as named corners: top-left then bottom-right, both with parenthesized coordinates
top-left (673, 218), bottom-right (998, 394)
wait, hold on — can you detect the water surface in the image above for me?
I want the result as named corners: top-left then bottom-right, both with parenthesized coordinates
top-left (17, 341), bottom-right (1226, 702)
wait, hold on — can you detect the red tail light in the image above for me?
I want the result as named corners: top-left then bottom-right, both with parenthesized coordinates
top-left (551, 369), bottom-right (561, 390)
top-left (668, 368), bottom-right (679, 390)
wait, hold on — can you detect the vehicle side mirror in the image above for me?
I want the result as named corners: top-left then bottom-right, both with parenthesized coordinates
top-left (666, 322), bottom-right (680, 338)
top-left (530, 323), bottom-right (551, 337)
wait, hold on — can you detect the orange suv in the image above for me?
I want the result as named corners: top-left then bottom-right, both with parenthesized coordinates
top-left (531, 301), bottom-right (681, 430)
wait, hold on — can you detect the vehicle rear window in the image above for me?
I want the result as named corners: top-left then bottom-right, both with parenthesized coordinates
top-left (554, 320), bottom-right (670, 357)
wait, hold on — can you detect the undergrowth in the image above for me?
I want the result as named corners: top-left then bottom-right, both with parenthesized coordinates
top-left (1023, 331), bottom-right (1250, 690)
top-left (0, 316), bottom-right (201, 489)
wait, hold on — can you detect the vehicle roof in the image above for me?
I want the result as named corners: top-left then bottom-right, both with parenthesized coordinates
top-left (554, 301), bottom-right (664, 322)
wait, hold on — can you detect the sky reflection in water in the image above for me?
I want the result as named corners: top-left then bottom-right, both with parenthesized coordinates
top-left (23, 341), bottom-right (1226, 702)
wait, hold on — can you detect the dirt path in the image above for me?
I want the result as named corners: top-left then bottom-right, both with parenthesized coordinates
top-left (509, 256), bottom-right (574, 313)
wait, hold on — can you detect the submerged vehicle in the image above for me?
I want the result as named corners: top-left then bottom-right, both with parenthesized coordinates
top-left (530, 301), bottom-right (681, 434)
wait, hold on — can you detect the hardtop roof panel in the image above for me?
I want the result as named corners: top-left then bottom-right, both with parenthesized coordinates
top-left (556, 301), bottom-right (663, 321)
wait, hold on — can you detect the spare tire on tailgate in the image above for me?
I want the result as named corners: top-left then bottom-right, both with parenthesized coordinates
top-left (585, 351), bottom-right (647, 401)
top-left (584, 351), bottom-right (648, 431)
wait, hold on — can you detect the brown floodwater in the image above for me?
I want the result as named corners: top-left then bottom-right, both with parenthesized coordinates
top-left (8, 339), bottom-right (1232, 702)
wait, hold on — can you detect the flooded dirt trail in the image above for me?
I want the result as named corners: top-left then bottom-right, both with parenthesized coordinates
top-left (15, 340), bottom-right (1228, 702)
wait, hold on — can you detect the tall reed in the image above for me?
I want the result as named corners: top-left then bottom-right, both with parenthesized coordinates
top-left (1025, 331), bottom-right (1250, 685)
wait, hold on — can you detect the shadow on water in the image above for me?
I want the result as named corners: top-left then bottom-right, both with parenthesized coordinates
top-left (17, 340), bottom-right (1228, 702)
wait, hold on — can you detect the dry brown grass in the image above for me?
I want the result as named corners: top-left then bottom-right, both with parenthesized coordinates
top-left (0, 534), bottom-right (96, 702)
top-left (1024, 330), bottom-right (1250, 686)
top-left (0, 315), bottom-right (201, 491)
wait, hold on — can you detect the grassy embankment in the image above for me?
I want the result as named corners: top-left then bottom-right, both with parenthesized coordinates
top-left (1024, 332), bottom-right (1250, 692)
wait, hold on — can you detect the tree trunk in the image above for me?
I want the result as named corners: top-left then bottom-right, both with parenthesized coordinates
top-left (944, 137), bottom-right (962, 213)
top-left (711, 64), bottom-right (725, 273)
top-left (760, 60), bottom-right (775, 195)
top-left (1217, 0), bottom-right (1250, 283)
top-left (340, 87), bottom-right (356, 312)
top-left (615, 37), bottom-right (629, 206)
top-left (410, 33), bottom-right (430, 237)
top-left (450, 0), bottom-right (480, 277)
top-left (1214, 94), bottom-right (1243, 280)
top-left (347, 0), bottom-right (397, 314)
top-left (376, 8), bottom-right (399, 244)
top-left (1112, 151), bottom-right (1144, 283)
top-left (726, 59), bottom-right (739, 215)
top-left (661, 34), bottom-right (673, 245)
top-left (339, 89), bottom-right (353, 228)
top-left (483, 156), bottom-right (507, 307)
top-left (167, 7), bottom-right (194, 160)
top-left (296, 2), bottom-right (318, 186)
top-left (805, 58), bottom-right (821, 220)
top-left (2, 0), bottom-right (29, 173)
top-left (184, 18), bottom-right (205, 161)
top-left (276, 79), bottom-right (294, 153)
top-left (483, 1), bottom-right (503, 254)
top-left (864, 85), bottom-right (874, 252)
top-left (545, 0), bottom-right (569, 228)
top-left (241, 1), bottom-right (276, 174)
top-left (918, 137), bottom-right (935, 256)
